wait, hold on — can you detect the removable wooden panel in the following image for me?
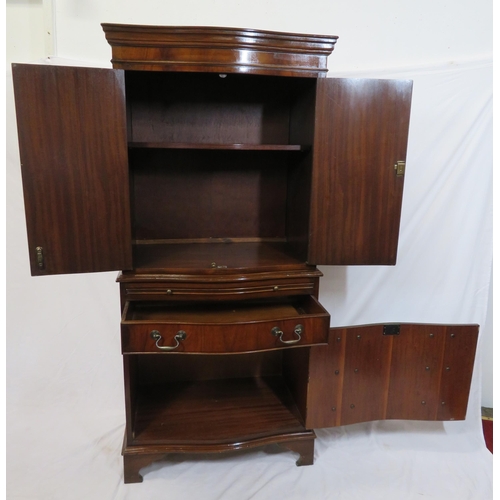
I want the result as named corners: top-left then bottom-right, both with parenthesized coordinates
top-left (437, 325), bottom-right (479, 420)
top-left (121, 296), bottom-right (330, 353)
top-left (340, 326), bottom-right (393, 425)
top-left (306, 323), bottom-right (479, 428)
top-left (386, 324), bottom-right (446, 420)
top-left (304, 329), bottom-right (345, 429)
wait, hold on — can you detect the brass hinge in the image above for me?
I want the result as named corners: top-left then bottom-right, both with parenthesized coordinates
top-left (35, 246), bottom-right (45, 270)
top-left (394, 160), bottom-right (406, 176)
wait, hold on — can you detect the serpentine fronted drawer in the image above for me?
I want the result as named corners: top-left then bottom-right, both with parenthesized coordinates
top-left (121, 296), bottom-right (330, 354)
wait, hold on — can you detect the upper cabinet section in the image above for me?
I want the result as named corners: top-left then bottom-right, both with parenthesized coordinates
top-left (101, 24), bottom-right (338, 77)
top-left (125, 71), bottom-right (315, 146)
top-left (12, 25), bottom-right (412, 275)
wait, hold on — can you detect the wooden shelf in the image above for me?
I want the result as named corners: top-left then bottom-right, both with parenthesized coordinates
top-left (128, 142), bottom-right (309, 151)
top-left (132, 241), bottom-right (310, 274)
top-left (131, 376), bottom-right (306, 446)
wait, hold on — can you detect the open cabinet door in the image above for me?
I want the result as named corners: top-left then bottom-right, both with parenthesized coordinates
top-left (308, 78), bottom-right (412, 265)
top-left (305, 324), bottom-right (478, 429)
top-left (12, 64), bottom-right (132, 275)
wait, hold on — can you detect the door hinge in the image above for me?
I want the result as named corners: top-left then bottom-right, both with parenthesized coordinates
top-left (35, 246), bottom-right (45, 270)
top-left (394, 160), bottom-right (406, 176)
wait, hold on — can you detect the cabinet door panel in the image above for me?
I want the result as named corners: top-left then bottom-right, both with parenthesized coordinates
top-left (12, 64), bottom-right (132, 275)
top-left (309, 78), bottom-right (412, 265)
top-left (437, 326), bottom-right (478, 421)
top-left (385, 325), bottom-right (446, 420)
top-left (306, 324), bottom-right (478, 429)
top-left (303, 329), bottom-right (344, 429)
top-left (340, 326), bottom-right (393, 426)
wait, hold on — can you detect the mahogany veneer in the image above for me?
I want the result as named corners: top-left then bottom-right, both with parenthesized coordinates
top-left (11, 23), bottom-right (479, 484)
top-left (121, 296), bottom-right (329, 354)
top-left (102, 24), bottom-right (338, 76)
top-left (12, 65), bottom-right (131, 275)
top-left (305, 324), bottom-right (479, 428)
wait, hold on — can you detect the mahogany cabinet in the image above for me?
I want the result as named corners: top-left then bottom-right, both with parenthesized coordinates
top-left (12, 24), bottom-right (478, 483)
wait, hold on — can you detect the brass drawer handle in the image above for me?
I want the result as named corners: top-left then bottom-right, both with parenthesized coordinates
top-left (271, 324), bottom-right (303, 345)
top-left (150, 330), bottom-right (186, 351)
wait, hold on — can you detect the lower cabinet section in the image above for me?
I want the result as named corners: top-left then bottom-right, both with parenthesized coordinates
top-left (122, 351), bottom-right (315, 483)
top-left (305, 324), bottom-right (479, 428)
top-left (120, 323), bottom-right (478, 482)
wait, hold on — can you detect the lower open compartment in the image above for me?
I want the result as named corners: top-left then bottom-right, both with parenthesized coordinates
top-left (133, 376), bottom-right (307, 445)
top-left (122, 350), bottom-right (314, 481)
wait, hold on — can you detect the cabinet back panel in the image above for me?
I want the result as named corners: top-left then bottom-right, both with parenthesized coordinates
top-left (135, 351), bottom-right (283, 384)
top-left (131, 150), bottom-right (288, 240)
top-left (125, 71), bottom-right (314, 145)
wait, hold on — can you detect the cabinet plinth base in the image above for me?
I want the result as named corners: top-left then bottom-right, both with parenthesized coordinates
top-left (122, 431), bottom-right (316, 483)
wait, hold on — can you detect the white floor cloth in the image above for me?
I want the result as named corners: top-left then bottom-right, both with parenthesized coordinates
top-left (6, 57), bottom-right (493, 499)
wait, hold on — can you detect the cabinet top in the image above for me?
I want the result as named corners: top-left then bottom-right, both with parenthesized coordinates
top-left (101, 24), bottom-right (338, 77)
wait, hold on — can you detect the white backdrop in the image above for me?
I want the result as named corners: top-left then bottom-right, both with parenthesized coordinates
top-left (6, 1), bottom-right (493, 498)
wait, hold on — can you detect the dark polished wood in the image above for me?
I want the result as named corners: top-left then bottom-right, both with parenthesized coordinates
top-left (123, 355), bottom-right (138, 443)
top-left (121, 276), bottom-right (319, 302)
top-left (125, 71), bottom-right (315, 145)
top-left (121, 296), bottom-right (329, 354)
top-left (123, 452), bottom-right (159, 484)
top-left (123, 430), bottom-right (316, 483)
top-left (124, 351), bottom-right (284, 445)
top-left (120, 373), bottom-right (316, 481)
top-left (277, 438), bottom-right (315, 466)
top-left (304, 329), bottom-right (345, 429)
top-left (133, 351), bottom-right (283, 383)
top-left (130, 149), bottom-right (291, 241)
top-left (306, 324), bottom-right (479, 428)
top-left (386, 324), bottom-right (446, 420)
top-left (308, 78), bottom-right (413, 265)
top-left (282, 347), bottom-right (312, 426)
top-left (117, 269), bottom-right (322, 283)
top-left (340, 326), bottom-right (393, 425)
top-left (102, 24), bottom-right (337, 77)
top-left (12, 64), bottom-right (132, 275)
top-left (130, 376), bottom-right (306, 444)
top-left (131, 242), bottom-right (313, 274)
top-left (437, 326), bottom-right (479, 420)
top-left (11, 24), bottom-right (480, 484)
top-left (129, 142), bottom-right (307, 151)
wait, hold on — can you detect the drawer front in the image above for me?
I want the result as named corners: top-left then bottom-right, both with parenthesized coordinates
top-left (121, 297), bottom-right (329, 354)
top-left (122, 279), bottom-right (318, 302)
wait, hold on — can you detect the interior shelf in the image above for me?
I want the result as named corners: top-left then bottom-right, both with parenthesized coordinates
top-left (128, 142), bottom-right (309, 151)
top-left (131, 376), bottom-right (306, 445)
top-left (131, 241), bottom-right (309, 273)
